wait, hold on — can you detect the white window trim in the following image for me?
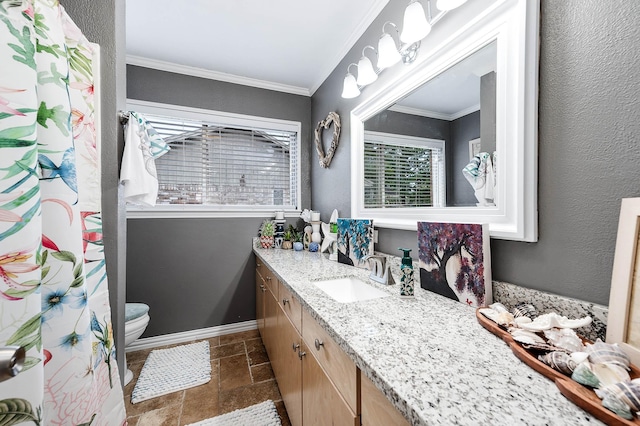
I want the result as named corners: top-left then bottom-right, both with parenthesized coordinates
top-left (125, 99), bottom-right (302, 219)
top-left (363, 131), bottom-right (446, 208)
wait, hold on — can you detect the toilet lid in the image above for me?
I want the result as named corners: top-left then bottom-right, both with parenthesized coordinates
top-left (125, 303), bottom-right (149, 322)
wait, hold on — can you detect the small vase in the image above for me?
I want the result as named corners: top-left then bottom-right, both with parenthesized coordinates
top-left (293, 242), bottom-right (304, 251)
top-left (260, 236), bottom-right (274, 249)
top-left (311, 222), bottom-right (322, 244)
top-left (282, 240), bottom-right (293, 250)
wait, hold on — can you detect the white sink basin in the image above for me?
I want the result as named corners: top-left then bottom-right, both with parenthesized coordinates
top-left (313, 277), bottom-right (390, 303)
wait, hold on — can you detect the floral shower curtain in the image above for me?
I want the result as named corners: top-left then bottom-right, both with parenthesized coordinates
top-left (0, 1), bottom-right (126, 425)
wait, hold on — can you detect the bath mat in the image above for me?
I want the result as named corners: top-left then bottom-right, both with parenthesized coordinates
top-left (131, 341), bottom-right (211, 404)
top-left (185, 400), bottom-right (281, 426)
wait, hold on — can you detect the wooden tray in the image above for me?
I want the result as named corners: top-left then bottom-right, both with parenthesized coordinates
top-left (476, 307), bottom-right (640, 425)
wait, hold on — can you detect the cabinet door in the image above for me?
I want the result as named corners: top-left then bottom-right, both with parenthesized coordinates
top-left (302, 342), bottom-right (359, 426)
top-left (276, 307), bottom-right (303, 426)
top-left (361, 373), bottom-right (409, 426)
top-left (255, 268), bottom-right (265, 337)
top-left (262, 283), bottom-right (278, 360)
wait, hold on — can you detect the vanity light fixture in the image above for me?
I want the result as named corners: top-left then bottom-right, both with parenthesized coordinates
top-left (436, 0), bottom-right (467, 11)
top-left (400, 0), bottom-right (431, 44)
top-left (356, 46), bottom-right (379, 86)
top-left (341, 63), bottom-right (361, 99)
top-left (341, 0), bottom-right (467, 99)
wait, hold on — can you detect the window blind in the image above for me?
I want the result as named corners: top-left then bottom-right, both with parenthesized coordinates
top-left (363, 132), bottom-right (445, 208)
top-left (144, 114), bottom-right (298, 208)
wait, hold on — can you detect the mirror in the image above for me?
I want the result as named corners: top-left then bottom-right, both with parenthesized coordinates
top-left (350, 0), bottom-right (539, 241)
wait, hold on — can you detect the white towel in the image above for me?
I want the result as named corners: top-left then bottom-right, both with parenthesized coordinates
top-left (120, 113), bottom-right (168, 206)
top-left (462, 152), bottom-right (495, 206)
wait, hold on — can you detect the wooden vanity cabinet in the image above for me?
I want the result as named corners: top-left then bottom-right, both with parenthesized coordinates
top-left (255, 259), bottom-right (361, 426)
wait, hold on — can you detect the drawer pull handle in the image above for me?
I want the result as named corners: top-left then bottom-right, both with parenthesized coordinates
top-left (314, 338), bottom-right (324, 351)
top-left (292, 343), bottom-right (300, 352)
top-left (282, 298), bottom-right (289, 306)
top-left (260, 285), bottom-right (266, 293)
top-left (298, 350), bottom-right (306, 360)
top-left (266, 276), bottom-right (271, 281)
top-left (257, 263), bottom-right (262, 267)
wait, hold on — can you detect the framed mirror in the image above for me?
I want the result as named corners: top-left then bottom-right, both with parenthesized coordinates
top-left (350, 0), bottom-right (539, 241)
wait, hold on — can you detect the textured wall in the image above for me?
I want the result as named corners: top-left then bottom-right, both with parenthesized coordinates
top-left (311, 0), bottom-right (640, 305)
top-left (62, 0), bottom-right (127, 383)
top-left (126, 65), bottom-right (311, 336)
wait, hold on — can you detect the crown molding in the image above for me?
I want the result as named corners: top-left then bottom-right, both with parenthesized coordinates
top-left (388, 103), bottom-right (480, 121)
top-left (127, 55), bottom-right (311, 97)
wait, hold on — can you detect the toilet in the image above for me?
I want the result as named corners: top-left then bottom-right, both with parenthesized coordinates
top-left (124, 302), bottom-right (150, 385)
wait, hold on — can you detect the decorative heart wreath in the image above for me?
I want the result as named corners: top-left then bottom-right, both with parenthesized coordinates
top-left (314, 111), bottom-right (341, 168)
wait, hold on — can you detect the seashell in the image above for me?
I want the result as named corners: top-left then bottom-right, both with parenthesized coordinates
top-left (522, 342), bottom-right (570, 354)
top-left (591, 363), bottom-right (631, 387)
top-left (585, 339), bottom-right (630, 370)
top-left (489, 302), bottom-right (509, 313)
top-left (519, 312), bottom-right (593, 331)
top-left (543, 328), bottom-right (584, 353)
top-left (514, 316), bottom-right (532, 326)
top-left (570, 351), bottom-right (589, 365)
top-left (479, 308), bottom-right (514, 326)
top-left (512, 302), bottom-right (537, 319)
top-left (571, 362), bottom-right (600, 388)
top-left (510, 328), bottom-right (545, 345)
top-left (596, 381), bottom-right (640, 412)
top-left (538, 351), bottom-right (577, 375)
top-left (601, 394), bottom-right (634, 420)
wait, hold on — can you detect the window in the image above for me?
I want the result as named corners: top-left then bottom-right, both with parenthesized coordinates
top-left (363, 131), bottom-right (445, 209)
top-left (126, 100), bottom-right (301, 218)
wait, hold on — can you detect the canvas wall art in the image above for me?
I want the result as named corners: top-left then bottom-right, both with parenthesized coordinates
top-left (337, 219), bottom-right (374, 269)
top-left (417, 222), bottom-right (492, 307)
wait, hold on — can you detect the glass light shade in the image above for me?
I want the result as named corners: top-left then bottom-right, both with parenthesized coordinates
top-left (356, 56), bottom-right (377, 86)
top-left (400, 1), bottom-right (431, 44)
top-left (341, 73), bottom-right (360, 98)
top-left (436, 0), bottom-right (467, 10)
top-left (377, 33), bottom-right (402, 69)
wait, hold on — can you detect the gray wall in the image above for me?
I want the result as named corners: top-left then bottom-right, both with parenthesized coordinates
top-left (126, 65), bottom-right (311, 337)
top-left (480, 71), bottom-right (497, 154)
top-left (450, 111), bottom-right (480, 206)
top-left (311, 0), bottom-right (640, 305)
top-left (62, 0), bottom-right (127, 384)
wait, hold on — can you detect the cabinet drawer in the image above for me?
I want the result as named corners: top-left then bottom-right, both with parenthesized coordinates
top-left (279, 282), bottom-right (302, 333)
top-left (361, 373), bottom-right (409, 426)
top-left (261, 265), bottom-right (277, 294)
top-left (301, 309), bottom-right (358, 413)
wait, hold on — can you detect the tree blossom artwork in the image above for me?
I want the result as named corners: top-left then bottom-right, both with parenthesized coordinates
top-left (417, 222), bottom-right (492, 307)
top-left (337, 219), bottom-right (374, 269)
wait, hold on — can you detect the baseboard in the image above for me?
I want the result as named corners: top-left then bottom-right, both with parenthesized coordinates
top-left (126, 320), bottom-right (258, 352)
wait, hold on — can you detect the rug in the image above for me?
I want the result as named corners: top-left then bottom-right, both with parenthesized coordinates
top-left (186, 400), bottom-right (281, 426)
top-left (131, 341), bottom-right (211, 404)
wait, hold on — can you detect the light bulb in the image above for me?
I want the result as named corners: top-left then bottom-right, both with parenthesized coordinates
top-left (377, 33), bottom-right (402, 69)
top-left (356, 56), bottom-right (378, 86)
top-left (400, 1), bottom-right (431, 44)
top-left (341, 73), bottom-right (360, 99)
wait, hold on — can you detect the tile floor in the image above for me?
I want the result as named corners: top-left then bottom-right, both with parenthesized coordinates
top-left (123, 329), bottom-right (291, 426)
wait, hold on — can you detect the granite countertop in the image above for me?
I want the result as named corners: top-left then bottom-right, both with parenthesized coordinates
top-left (254, 247), bottom-right (602, 426)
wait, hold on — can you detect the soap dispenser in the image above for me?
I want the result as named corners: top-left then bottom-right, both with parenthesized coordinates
top-left (398, 248), bottom-right (414, 298)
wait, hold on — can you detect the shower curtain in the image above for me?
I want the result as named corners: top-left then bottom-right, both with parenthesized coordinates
top-left (0, 1), bottom-right (126, 425)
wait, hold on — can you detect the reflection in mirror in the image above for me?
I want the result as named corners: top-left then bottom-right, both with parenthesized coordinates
top-left (364, 41), bottom-right (496, 208)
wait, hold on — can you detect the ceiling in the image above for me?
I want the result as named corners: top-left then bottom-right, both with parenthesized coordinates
top-left (126, 0), bottom-right (390, 96)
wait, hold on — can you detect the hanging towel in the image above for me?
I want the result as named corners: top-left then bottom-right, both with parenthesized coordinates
top-left (462, 151), bottom-right (495, 206)
top-left (120, 112), bottom-right (170, 206)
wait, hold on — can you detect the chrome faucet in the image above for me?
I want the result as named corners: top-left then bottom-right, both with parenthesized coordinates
top-left (364, 255), bottom-right (395, 285)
